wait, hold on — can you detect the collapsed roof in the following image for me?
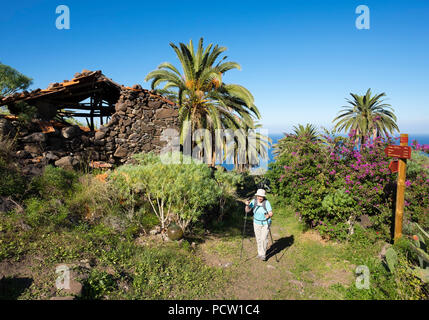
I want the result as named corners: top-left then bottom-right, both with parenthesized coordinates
top-left (0, 70), bottom-right (122, 130)
top-left (0, 69), bottom-right (177, 131)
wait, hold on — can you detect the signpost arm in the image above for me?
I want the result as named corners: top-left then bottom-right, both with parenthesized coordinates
top-left (394, 134), bottom-right (408, 242)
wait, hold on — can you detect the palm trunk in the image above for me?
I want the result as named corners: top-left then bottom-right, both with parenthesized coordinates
top-left (211, 130), bottom-right (216, 167)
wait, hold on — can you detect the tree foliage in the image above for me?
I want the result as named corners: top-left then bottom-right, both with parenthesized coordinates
top-left (333, 89), bottom-right (399, 145)
top-left (274, 123), bottom-right (320, 159)
top-left (0, 62), bottom-right (32, 97)
top-left (145, 38), bottom-right (268, 168)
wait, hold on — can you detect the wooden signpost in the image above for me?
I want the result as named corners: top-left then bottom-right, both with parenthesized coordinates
top-left (384, 145), bottom-right (412, 159)
top-left (385, 134), bottom-right (411, 242)
top-left (388, 160), bottom-right (399, 173)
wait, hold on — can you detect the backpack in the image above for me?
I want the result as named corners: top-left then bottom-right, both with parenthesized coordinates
top-left (252, 198), bottom-right (267, 214)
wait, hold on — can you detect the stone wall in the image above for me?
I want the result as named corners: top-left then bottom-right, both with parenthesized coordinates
top-left (0, 88), bottom-right (179, 175)
top-left (94, 88), bottom-right (179, 164)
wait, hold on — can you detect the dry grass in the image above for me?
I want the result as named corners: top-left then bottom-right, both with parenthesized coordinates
top-left (68, 174), bottom-right (119, 222)
top-left (0, 134), bottom-right (17, 163)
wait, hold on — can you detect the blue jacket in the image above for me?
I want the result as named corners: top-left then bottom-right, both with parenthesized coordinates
top-left (249, 199), bottom-right (272, 226)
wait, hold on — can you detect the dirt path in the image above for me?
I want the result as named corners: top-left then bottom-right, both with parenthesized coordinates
top-left (197, 218), bottom-right (356, 300)
top-left (222, 225), bottom-right (298, 299)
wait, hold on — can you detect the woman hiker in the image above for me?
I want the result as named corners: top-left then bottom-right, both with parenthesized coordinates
top-left (245, 189), bottom-right (273, 261)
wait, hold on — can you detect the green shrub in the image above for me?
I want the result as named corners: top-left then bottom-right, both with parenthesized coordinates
top-left (131, 247), bottom-right (220, 299)
top-left (24, 197), bottom-right (69, 227)
top-left (317, 189), bottom-right (356, 240)
top-left (109, 152), bottom-right (221, 234)
top-left (0, 215), bottom-right (27, 261)
top-left (136, 206), bottom-right (159, 232)
top-left (214, 170), bottom-right (243, 222)
top-left (403, 151), bottom-right (429, 226)
top-left (337, 225), bottom-right (427, 299)
top-left (322, 189), bottom-right (355, 219)
top-left (0, 133), bottom-right (17, 162)
top-left (235, 170), bottom-right (258, 199)
top-left (23, 166), bottom-right (79, 228)
top-left (0, 159), bottom-right (26, 199)
top-left (0, 134), bottom-right (26, 199)
top-left (82, 270), bottom-right (117, 300)
top-left (407, 150), bottom-right (429, 177)
top-left (30, 165), bottom-right (78, 200)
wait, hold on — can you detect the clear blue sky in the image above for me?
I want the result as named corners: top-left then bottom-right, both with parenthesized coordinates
top-left (1, 0), bottom-right (428, 134)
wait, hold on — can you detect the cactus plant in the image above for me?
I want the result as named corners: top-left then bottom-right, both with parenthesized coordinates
top-left (410, 223), bottom-right (428, 268)
top-left (412, 234), bottom-right (426, 269)
top-left (385, 247), bottom-right (398, 272)
top-left (384, 223), bottom-right (429, 283)
top-left (407, 223), bottom-right (429, 283)
top-left (415, 223), bottom-right (429, 242)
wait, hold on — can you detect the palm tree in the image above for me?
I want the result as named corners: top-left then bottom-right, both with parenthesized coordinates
top-left (145, 38), bottom-right (263, 167)
top-left (292, 123), bottom-right (320, 141)
top-left (223, 122), bottom-right (271, 172)
top-left (333, 89), bottom-right (399, 145)
top-left (273, 123), bottom-right (319, 159)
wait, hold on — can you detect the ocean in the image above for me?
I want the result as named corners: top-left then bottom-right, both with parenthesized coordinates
top-left (218, 133), bottom-right (429, 170)
top-left (267, 133), bottom-right (429, 163)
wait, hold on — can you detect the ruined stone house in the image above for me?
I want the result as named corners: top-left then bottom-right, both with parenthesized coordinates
top-left (0, 70), bottom-right (179, 175)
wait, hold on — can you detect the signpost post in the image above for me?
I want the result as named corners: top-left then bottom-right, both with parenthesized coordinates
top-left (384, 134), bottom-right (411, 242)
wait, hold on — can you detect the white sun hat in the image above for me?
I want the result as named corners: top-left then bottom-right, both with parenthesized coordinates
top-left (255, 189), bottom-right (266, 197)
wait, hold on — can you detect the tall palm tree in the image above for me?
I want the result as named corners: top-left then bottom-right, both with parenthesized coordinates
top-left (145, 38), bottom-right (264, 167)
top-left (333, 89), bottom-right (399, 145)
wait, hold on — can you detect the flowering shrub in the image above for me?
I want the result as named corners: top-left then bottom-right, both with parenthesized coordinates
top-left (411, 140), bottom-right (429, 154)
top-left (267, 130), bottom-right (429, 240)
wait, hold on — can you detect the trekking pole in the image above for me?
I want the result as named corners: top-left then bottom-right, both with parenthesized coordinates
top-left (266, 219), bottom-right (279, 263)
top-left (240, 202), bottom-right (249, 260)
